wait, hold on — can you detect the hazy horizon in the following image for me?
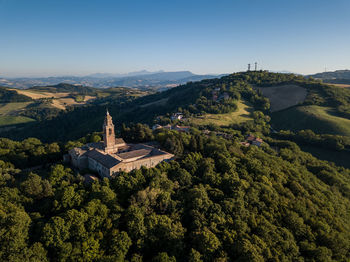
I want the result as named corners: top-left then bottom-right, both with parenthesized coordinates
top-left (1, 0), bottom-right (350, 77)
top-left (0, 69), bottom-right (298, 79)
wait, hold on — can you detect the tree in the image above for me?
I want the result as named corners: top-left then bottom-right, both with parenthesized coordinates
top-left (0, 202), bottom-right (31, 261)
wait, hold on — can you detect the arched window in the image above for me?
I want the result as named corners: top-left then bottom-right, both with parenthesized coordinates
top-left (109, 128), bottom-right (112, 135)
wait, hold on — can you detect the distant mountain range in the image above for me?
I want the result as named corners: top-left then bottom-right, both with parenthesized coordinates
top-left (309, 69), bottom-right (350, 79)
top-left (308, 69), bottom-right (350, 85)
top-left (0, 70), bottom-right (223, 90)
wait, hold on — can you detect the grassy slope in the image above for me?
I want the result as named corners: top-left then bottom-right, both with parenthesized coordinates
top-left (271, 105), bottom-right (350, 136)
top-left (190, 100), bottom-right (253, 126)
top-left (0, 102), bottom-right (32, 114)
top-left (0, 116), bottom-right (35, 126)
top-left (0, 102), bottom-right (35, 126)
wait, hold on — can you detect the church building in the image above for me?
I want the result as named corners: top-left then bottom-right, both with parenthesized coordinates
top-left (68, 110), bottom-right (174, 178)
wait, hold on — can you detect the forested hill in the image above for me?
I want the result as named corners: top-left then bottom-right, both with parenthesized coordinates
top-left (3, 70), bottom-right (350, 143)
top-left (28, 83), bottom-right (98, 95)
top-left (309, 70), bottom-right (350, 85)
top-left (0, 86), bottom-right (33, 103)
top-left (1, 124), bottom-right (350, 261)
top-left (1, 71), bottom-right (350, 261)
top-left (309, 69), bottom-right (350, 80)
top-left (0, 71), bottom-right (269, 141)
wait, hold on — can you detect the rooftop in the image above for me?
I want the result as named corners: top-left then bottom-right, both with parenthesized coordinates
top-left (117, 148), bottom-right (152, 160)
top-left (87, 150), bottom-right (121, 168)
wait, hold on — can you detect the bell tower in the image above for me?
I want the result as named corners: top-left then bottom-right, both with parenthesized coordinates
top-left (103, 110), bottom-right (116, 153)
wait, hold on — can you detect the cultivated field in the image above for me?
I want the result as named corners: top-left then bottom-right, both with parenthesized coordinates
top-left (271, 105), bottom-right (350, 136)
top-left (257, 85), bottom-right (307, 112)
top-left (10, 89), bottom-right (96, 110)
top-left (190, 100), bottom-right (253, 126)
top-left (326, 83), bottom-right (350, 88)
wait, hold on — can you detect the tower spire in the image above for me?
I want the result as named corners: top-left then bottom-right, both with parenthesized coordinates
top-left (103, 109), bottom-right (116, 153)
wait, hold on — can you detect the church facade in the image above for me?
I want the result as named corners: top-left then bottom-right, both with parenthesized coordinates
top-left (68, 111), bottom-right (174, 178)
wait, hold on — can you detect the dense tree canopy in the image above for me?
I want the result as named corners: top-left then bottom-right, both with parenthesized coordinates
top-left (1, 128), bottom-right (350, 261)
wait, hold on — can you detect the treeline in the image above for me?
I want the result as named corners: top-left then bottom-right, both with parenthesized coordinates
top-left (19, 100), bottom-right (62, 121)
top-left (1, 128), bottom-right (350, 261)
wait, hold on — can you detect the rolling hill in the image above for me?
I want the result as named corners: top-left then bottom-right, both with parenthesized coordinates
top-left (309, 69), bottom-right (350, 80)
top-left (0, 83), bottom-right (149, 127)
top-left (3, 71), bottom-right (350, 162)
top-left (0, 86), bottom-right (33, 103)
top-left (271, 105), bottom-right (350, 136)
top-left (309, 69), bottom-right (350, 86)
top-left (0, 71), bottom-right (222, 90)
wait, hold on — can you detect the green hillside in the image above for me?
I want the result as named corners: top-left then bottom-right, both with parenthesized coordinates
top-left (271, 105), bottom-right (350, 136)
top-left (4, 71), bottom-right (350, 143)
top-left (0, 115), bottom-right (35, 126)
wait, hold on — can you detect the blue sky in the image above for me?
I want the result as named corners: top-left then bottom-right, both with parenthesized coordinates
top-left (0, 0), bottom-right (349, 77)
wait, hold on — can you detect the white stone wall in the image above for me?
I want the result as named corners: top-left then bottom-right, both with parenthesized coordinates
top-left (111, 154), bottom-right (173, 174)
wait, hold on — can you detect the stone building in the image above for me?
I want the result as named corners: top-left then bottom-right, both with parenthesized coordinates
top-left (68, 110), bottom-right (174, 178)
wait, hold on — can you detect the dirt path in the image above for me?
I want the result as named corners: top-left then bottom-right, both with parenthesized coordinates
top-left (140, 98), bottom-right (169, 108)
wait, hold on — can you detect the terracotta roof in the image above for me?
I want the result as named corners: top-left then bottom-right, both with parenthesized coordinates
top-left (117, 149), bottom-right (152, 160)
top-left (247, 136), bottom-right (255, 142)
top-left (86, 150), bottom-right (121, 168)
